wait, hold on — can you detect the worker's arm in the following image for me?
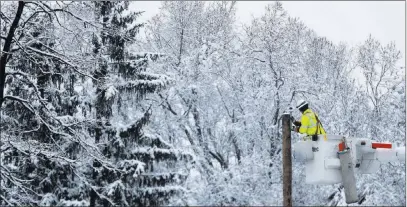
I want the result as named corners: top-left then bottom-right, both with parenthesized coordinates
top-left (298, 115), bottom-right (310, 134)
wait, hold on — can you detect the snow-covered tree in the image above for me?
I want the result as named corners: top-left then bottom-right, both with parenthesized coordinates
top-left (357, 35), bottom-right (403, 139)
top-left (87, 2), bottom-right (191, 206)
top-left (1, 1), bottom-right (98, 205)
top-left (1, 1), bottom-right (404, 206)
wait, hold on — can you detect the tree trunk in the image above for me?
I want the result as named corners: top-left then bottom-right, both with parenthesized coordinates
top-left (177, 28), bottom-right (184, 66)
top-left (0, 1), bottom-right (25, 107)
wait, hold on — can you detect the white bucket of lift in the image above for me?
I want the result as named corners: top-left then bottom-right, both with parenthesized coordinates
top-left (305, 134), bottom-right (343, 185)
top-left (293, 141), bottom-right (314, 162)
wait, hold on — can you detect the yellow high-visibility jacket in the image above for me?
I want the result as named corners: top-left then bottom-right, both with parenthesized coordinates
top-left (299, 109), bottom-right (326, 136)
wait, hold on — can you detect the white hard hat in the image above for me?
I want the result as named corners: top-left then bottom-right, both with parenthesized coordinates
top-left (296, 99), bottom-right (308, 109)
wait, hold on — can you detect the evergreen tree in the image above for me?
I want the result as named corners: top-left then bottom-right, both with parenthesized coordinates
top-left (1, 2), bottom-right (89, 205)
top-left (88, 2), bottom-right (191, 206)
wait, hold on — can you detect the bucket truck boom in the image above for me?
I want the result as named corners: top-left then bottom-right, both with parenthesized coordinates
top-left (293, 135), bottom-right (405, 204)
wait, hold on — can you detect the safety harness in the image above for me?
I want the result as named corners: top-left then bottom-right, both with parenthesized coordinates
top-left (303, 110), bottom-right (325, 141)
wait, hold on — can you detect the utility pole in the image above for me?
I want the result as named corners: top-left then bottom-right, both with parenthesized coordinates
top-left (282, 113), bottom-right (292, 207)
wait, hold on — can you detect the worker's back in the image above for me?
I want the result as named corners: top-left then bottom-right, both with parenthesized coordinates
top-left (299, 108), bottom-right (326, 136)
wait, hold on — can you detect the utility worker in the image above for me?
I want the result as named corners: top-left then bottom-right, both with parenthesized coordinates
top-left (292, 100), bottom-right (326, 141)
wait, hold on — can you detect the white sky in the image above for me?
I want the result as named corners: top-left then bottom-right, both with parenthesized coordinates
top-left (131, 1), bottom-right (405, 67)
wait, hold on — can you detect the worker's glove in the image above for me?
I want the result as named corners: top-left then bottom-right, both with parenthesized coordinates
top-left (293, 121), bottom-right (301, 127)
top-left (294, 126), bottom-right (300, 132)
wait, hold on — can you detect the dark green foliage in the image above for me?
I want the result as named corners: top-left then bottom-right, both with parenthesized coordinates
top-left (87, 1), bottom-right (190, 206)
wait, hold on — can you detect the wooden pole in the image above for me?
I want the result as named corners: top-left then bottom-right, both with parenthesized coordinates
top-left (282, 114), bottom-right (292, 207)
